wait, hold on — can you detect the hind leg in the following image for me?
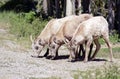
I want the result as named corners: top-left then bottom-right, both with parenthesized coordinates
top-left (103, 36), bottom-right (113, 62)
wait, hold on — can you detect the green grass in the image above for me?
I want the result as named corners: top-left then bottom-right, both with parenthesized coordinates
top-left (99, 31), bottom-right (120, 44)
top-left (73, 64), bottom-right (120, 79)
top-left (0, 11), bottom-right (48, 38)
top-left (0, 11), bottom-right (48, 49)
top-left (96, 47), bottom-right (120, 58)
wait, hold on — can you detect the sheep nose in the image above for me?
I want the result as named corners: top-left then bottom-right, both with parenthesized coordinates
top-left (35, 46), bottom-right (39, 50)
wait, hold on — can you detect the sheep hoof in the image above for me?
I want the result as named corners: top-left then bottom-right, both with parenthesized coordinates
top-left (31, 55), bottom-right (42, 58)
top-left (68, 59), bottom-right (76, 62)
top-left (109, 59), bottom-right (114, 63)
top-left (50, 56), bottom-right (57, 60)
top-left (90, 58), bottom-right (95, 61)
top-left (83, 60), bottom-right (88, 63)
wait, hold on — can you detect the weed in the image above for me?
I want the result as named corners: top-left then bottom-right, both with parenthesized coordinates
top-left (73, 64), bottom-right (120, 79)
top-left (0, 11), bottom-right (48, 49)
top-left (0, 11), bottom-right (48, 38)
top-left (96, 47), bottom-right (120, 58)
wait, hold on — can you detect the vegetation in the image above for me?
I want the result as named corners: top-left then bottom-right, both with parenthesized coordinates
top-left (0, 0), bottom-right (120, 41)
top-left (73, 64), bottom-right (120, 79)
top-left (96, 47), bottom-right (120, 59)
top-left (99, 30), bottom-right (120, 44)
top-left (0, 11), bottom-right (48, 38)
top-left (0, 11), bottom-right (48, 49)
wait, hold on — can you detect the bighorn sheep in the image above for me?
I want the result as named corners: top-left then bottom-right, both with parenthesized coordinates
top-left (68, 16), bottom-right (113, 62)
top-left (30, 15), bottom-right (77, 57)
top-left (49, 14), bottom-right (93, 60)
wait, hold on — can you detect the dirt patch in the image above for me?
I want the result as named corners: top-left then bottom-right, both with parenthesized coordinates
top-left (0, 28), bottom-right (120, 79)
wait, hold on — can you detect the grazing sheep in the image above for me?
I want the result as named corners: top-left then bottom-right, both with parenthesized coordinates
top-left (49, 14), bottom-right (93, 60)
top-left (30, 15), bottom-right (77, 58)
top-left (68, 16), bottom-right (113, 62)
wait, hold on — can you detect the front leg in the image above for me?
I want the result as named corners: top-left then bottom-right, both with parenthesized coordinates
top-left (68, 48), bottom-right (76, 62)
top-left (78, 44), bottom-right (85, 59)
top-left (88, 43), bottom-right (94, 60)
top-left (68, 52), bottom-right (76, 62)
top-left (84, 39), bottom-right (93, 63)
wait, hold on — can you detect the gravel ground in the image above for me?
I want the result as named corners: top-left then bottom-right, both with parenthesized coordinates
top-left (0, 28), bottom-right (120, 79)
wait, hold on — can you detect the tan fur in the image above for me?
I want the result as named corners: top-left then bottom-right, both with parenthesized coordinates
top-left (49, 14), bottom-right (93, 58)
top-left (35, 19), bottom-right (55, 44)
top-left (31, 15), bottom-right (77, 56)
top-left (70, 16), bottom-right (113, 62)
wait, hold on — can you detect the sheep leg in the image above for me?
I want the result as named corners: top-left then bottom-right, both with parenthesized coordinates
top-left (88, 43), bottom-right (93, 59)
top-left (91, 39), bottom-right (101, 60)
top-left (74, 45), bottom-right (80, 59)
top-left (68, 49), bottom-right (76, 62)
top-left (84, 39), bottom-right (92, 62)
top-left (55, 48), bottom-right (58, 58)
top-left (78, 44), bottom-right (85, 59)
top-left (103, 36), bottom-right (113, 62)
top-left (75, 46), bottom-right (79, 59)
